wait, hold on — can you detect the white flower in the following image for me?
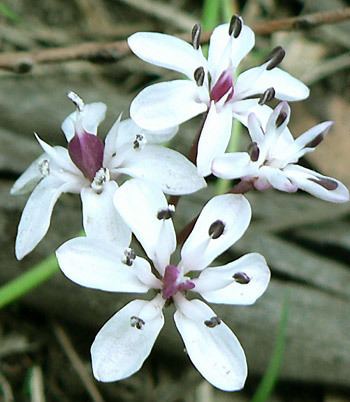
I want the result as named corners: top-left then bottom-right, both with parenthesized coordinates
top-left (11, 92), bottom-right (206, 260)
top-left (128, 16), bottom-right (309, 176)
top-left (212, 101), bottom-right (349, 203)
top-left (56, 179), bottom-right (270, 391)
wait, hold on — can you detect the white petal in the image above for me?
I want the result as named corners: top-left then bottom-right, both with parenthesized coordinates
top-left (15, 176), bottom-right (68, 259)
top-left (103, 113), bottom-right (122, 167)
top-left (109, 117), bottom-right (178, 149)
top-left (260, 166), bottom-right (298, 192)
top-left (81, 181), bottom-right (131, 247)
top-left (212, 152), bottom-right (256, 180)
top-left (283, 164), bottom-right (349, 203)
top-left (174, 296), bottom-right (247, 391)
top-left (294, 121), bottom-right (333, 151)
top-left (265, 101), bottom-right (290, 139)
top-left (140, 125), bottom-right (179, 144)
top-left (91, 296), bottom-right (165, 382)
top-left (197, 102), bottom-right (233, 177)
top-left (208, 21), bottom-right (255, 83)
top-left (130, 80), bottom-right (208, 130)
top-left (194, 253), bottom-right (270, 305)
top-left (236, 66), bottom-right (309, 101)
top-left (114, 179), bottom-right (176, 272)
top-left (181, 194), bottom-right (251, 272)
top-left (117, 145), bottom-right (206, 195)
top-left (247, 113), bottom-right (265, 144)
top-left (11, 153), bottom-right (47, 195)
top-left (128, 32), bottom-right (207, 79)
top-left (34, 134), bottom-right (79, 175)
top-left (61, 102), bottom-right (107, 142)
top-left (232, 100), bottom-right (272, 129)
top-left (56, 237), bottom-right (153, 292)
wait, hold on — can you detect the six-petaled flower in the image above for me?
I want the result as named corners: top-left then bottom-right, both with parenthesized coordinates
top-left (56, 179), bottom-right (270, 391)
top-left (128, 16), bottom-right (309, 176)
top-left (11, 92), bottom-right (205, 259)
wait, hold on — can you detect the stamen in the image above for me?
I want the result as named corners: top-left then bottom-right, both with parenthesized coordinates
top-left (191, 24), bottom-right (201, 50)
top-left (38, 159), bottom-right (50, 177)
top-left (204, 316), bottom-right (221, 328)
top-left (265, 46), bottom-right (286, 71)
top-left (208, 220), bottom-right (225, 239)
top-left (67, 91), bottom-right (84, 112)
top-left (276, 111), bottom-right (288, 128)
top-left (305, 133), bottom-right (324, 148)
top-left (133, 134), bottom-right (147, 150)
top-left (130, 316), bottom-right (145, 330)
top-left (247, 142), bottom-right (260, 162)
top-left (157, 204), bottom-right (175, 220)
top-left (194, 66), bottom-right (205, 87)
top-left (308, 177), bottom-right (338, 191)
top-left (233, 272), bottom-right (251, 284)
top-left (258, 87), bottom-right (275, 105)
top-left (123, 248), bottom-right (136, 266)
top-left (91, 168), bottom-right (110, 193)
top-left (229, 15), bottom-right (242, 38)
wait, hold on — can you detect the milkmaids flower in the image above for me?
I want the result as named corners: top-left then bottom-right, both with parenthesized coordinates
top-left (128, 16), bottom-right (309, 176)
top-left (212, 102), bottom-right (349, 203)
top-left (11, 92), bottom-right (206, 260)
top-left (56, 179), bottom-right (270, 391)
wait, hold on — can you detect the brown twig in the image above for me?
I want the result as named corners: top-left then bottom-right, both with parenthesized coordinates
top-left (251, 7), bottom-right (350, 35)
top-left (0, 8), bottom-right (349, 73)
top-left (0, 40), bottom-right (129, 73)
top-left (52, 322), bottom-right (106, 402)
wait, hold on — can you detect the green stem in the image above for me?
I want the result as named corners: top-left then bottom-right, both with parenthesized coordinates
top-left (251, 295), bottom-right (289, 402)
top-left (0, 254), bottom-right (59, 309)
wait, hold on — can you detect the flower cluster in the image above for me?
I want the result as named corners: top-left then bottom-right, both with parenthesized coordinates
top-left (12, 16), bottom-right (349, 392)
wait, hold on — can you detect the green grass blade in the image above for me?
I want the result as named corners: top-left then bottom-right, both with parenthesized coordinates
top-left (0, 3), bottom-right (20, 22)
top-left (221, 0), bottom-right (235, 22)
top-left (250, 295), bottom-right (289, 402)
top-left (201, 0), bottom-right (220, 30)
top-left (0, 254), bottom-right (59, 309)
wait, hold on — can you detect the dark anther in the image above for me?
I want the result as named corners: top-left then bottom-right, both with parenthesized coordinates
top-left (194, 66), bottom-right (205, 87)
top-left (305, 134), bottom-right (324, 148)
top-left (204, 316), bottom-right (222, 328)
top-left (229, 15), bottom-right (242, 38)
top-left (258, 87), bottom-right (275, 105)
top-left (265, 46), bottom-right (286, 71)
top-left (308, 177), bottom-right (338, 191)
top-left (276, 111), bottom-right (288, 128)
top-left (192, 24), bottom-right (201, 50)
top-left (233, 272), bottom-right (251, 284)
top-left (130, 316), bottom-right (145, 330)
top-left (208, 220), bottom-right (225, 239)
top-left (124, 248), bottom-right (136, 266)
top-left (133, 134), bottom-right (144, 149)
top-left (157, 205), bottom-right (175, 220)
top-left (247, 142), bottom-right (260, 162)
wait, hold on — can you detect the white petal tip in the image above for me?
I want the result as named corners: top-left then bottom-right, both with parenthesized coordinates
top-left (15, 245), bottom-right (26, 261)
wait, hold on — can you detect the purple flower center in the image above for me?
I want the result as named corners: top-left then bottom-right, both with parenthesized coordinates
top-left (68, 130), bottom-right (105, 182)
top-left (210, 69), bottom-right (234, 103)
top-left (162, 265), bottom-right (195, 300)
